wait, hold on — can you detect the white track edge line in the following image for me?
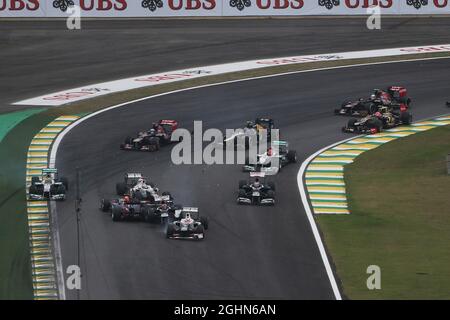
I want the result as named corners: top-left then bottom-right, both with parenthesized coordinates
top-left (298, 112), bottom-right (450, 300)
top-left (298, 136), bottom-right (361, 300)
top-left (48, 54), bottom-right (450, 300)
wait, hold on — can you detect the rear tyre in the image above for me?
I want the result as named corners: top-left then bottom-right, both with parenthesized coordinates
top-left (400, 111), bottom-right (412, 125)
top-left (31, 177), bottom-right (40, 185)
top-left (287, 150), bottom-right (297, 163)
top-left (100, 199), bottom-right (112, 212)
top-left (116, 182), bottom-right (127, 196)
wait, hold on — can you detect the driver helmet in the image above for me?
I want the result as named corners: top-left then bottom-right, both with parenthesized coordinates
top-left (246, 121), bottom-right (253, 129)
top-left (183, 213), bottom-right (192, 223)
top-left (124, 195), bottom-right (130, 204)
top-left (374, 111), bottom-right (382, 118)
top-left (370, 94), bottom-right (377, 100)
top-left (253, 178), bottom-right (261, 188)
top-left (149, 128), bottom-right (156, 135)
top-left (267, 147), bottom-right (273, 156)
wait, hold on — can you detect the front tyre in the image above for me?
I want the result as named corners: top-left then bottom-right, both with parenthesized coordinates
top-left (400, 111), bottom-right (412, 125)
top-left (111, 207), bottom-right (122, 222)
top-left (166, 224), bottom-right (175, 238)
top-left (200, 217), bottom-right (209, 230)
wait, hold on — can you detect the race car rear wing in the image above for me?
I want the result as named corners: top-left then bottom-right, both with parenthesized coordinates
top-left (250, 172), bottom-right (266, 178)
top-left (42, 168), bottom-right (58, 174)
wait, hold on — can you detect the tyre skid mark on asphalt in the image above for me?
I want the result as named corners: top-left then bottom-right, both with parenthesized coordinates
top-left (305, 116), bottom-right (450, 215)
top-left (25, 116), bottom-right (79, 300)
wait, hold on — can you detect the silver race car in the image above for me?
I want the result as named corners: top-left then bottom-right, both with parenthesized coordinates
top-left (242, 140), bottom-right (297, 174)
top-left (28, 168), bottom-right (68, 201)
top-left (237, 172), bottom-right (276, 206)
top-left (166, 207), bottom-right (209, 240)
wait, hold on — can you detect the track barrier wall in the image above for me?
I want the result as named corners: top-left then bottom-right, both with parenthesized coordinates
top-left (1, 0), bottom-right (450, 18)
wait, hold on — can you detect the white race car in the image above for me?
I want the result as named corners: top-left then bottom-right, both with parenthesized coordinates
top-left (166, 207), bottom-right (209, 240)
top-left (28, 168), bottom-right (68, 201)
top-left (242, 140), bottom-right (297, 174)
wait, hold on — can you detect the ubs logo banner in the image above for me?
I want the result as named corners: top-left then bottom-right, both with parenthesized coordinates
top-left (0, 0), bottom-right (448, 17)
top-left (229, 0), bottom-right (251, 11)
top-left (407, 0), bottom-right (428, 9)
top-left (319, 0), bottom-right (340, 10)
top-left (53, 0), bottom-right (75, 12)
top-left (142, 0), bottom-right (164, 12)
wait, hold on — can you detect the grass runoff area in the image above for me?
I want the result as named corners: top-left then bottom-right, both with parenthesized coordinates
top-left (0, 110), bottom-right (52, 299)
top-left (317, 125), bottom-right (450, 299)
top-left (0, 51), bottom-right (449, 299)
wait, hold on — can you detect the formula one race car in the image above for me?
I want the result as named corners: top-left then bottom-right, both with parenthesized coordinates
top-left (115, 172), bottom-right (173, 201)
top-left (28, 168), bottom-right (68, 201)
top-left (120, 119), bottom-right (179, 152)
top-left (116, 173), bottom-right (144, 195)
top-left (382, 86), bottom-right (412, 106)
top-left (166, 207), bottom-right (209, 240)
top-left (100, 196), bottom-right (178, 223)
top-left (237, 172), bottom-right (275, 205)
top-left (343, 107), bottom-right (412, 134)
top-left (335, 98), bottom-right (374, 117)
top-left (335, 86), bottom-right (411, 116)
top-left (223, 117), bottom-right (277, 150)
top-left (242, 140), bottom-right (297, 174)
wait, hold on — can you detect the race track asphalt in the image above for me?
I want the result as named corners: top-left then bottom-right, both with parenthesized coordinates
top-left (55, 58), bottom-right (450, 299)
top-left (2, 17), bottom-right (450, 113)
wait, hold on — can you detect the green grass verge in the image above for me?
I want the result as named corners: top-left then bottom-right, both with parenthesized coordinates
top-left (0, 109), bottom-right (46, 142)
top-left (0, 112), bottom-right (57, 299)
top-left (317, 125), bottom-right (450, 299)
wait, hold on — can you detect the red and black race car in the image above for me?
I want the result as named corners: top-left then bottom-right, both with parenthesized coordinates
top-left (335, 86), bottom-right (412, 116)
top-left (120, 119), bottom-right (180, 152)
top-left (342, 106), bottom-right (412, 134)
